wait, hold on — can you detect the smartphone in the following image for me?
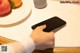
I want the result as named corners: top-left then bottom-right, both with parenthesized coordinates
top-left (32, 16), bottom-right (66, 32)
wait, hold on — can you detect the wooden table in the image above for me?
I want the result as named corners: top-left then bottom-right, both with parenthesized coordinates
top-left (0, 36), bottom-right (15, 44)
top-left (33, 48), bottom-right (80, 53)
top-left (0, 36), bottom-right (80, 53)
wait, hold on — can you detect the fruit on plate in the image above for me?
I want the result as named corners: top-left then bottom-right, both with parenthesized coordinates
top-left (9, 0), bottom-right (22, 8)
top-left (0, 0), bottom-right (11, 16)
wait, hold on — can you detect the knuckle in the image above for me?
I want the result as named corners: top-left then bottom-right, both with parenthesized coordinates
top-left (35, 27), bottom-right (41, 31)
top-left (50, 32), bottom-right (54, 35)
top-left (48, 32), bottom-right (54, 35)
top-left (50, 42), bottom-right (54, 45)
top-left (47, 41), bottom-right (54, 46)
top-left (36, 26), bottom-right (40, 29)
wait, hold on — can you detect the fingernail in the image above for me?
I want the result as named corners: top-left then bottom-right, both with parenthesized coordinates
top-left (43, 24), bottom-right (46, 26)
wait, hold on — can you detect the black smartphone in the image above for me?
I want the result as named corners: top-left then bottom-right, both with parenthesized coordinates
top-left (32, 16), bottom-right (66, 32)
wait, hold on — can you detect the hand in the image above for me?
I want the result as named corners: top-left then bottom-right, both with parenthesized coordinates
top-left (30, 25), bottom-right (55, 50)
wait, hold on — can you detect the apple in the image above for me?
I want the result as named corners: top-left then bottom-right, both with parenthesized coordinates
top-left (0, 0), bottom-right (11, 16)
top-left (0, 0), bottom-right (2, 4)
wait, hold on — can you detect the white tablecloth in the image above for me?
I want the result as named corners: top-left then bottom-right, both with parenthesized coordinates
top-left (0, 0), bottom-right (80, 47)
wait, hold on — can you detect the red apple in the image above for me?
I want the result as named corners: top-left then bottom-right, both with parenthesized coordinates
top-left (0, 0), bottom-right (2, 4)
top-left (0, 0), bottom-right (11, 16)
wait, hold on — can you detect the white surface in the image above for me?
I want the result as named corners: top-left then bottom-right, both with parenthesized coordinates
top-left (0, 0), bottom-right (80, 47)
top-left (0, 0), bottom-right (31, 25)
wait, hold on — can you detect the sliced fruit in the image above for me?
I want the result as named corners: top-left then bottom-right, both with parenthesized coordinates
top-left (9, 0), bottom-right (22, 8)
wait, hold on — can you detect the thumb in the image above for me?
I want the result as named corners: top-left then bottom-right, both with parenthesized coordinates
top-left (36, 25), bottom-right (46, 31)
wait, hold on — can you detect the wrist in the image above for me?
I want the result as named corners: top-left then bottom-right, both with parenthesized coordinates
top-left (18, 37), bottom-right (35, 53)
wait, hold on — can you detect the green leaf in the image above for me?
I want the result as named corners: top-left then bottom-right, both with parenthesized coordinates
top-left (10, 1), bottom-right (15, 9)
top-left (9, 0), bottom-right (15, 9)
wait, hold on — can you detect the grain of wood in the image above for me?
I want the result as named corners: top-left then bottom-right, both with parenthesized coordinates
top-left (0, 36), bottom-right (15, 44)
top-left (33, 48), bottom-right (80, 53)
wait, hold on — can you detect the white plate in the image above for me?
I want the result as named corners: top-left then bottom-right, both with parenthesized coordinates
top-left (0, 0), bottom-right (31, 26)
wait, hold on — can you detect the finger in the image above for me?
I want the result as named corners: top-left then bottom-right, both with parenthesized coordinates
top-left (49, 32), bottom-right (54, 35)
top-left (46, 41), bottom-right (54, 47)
top-left (47, 42), bottom-right (54, 48)
top-left (47, 32), bottom-right (54, 37)
top-left (47, 32), bottom-right (55, 40)
top-left (36, 25), bottom-right (46, 31)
